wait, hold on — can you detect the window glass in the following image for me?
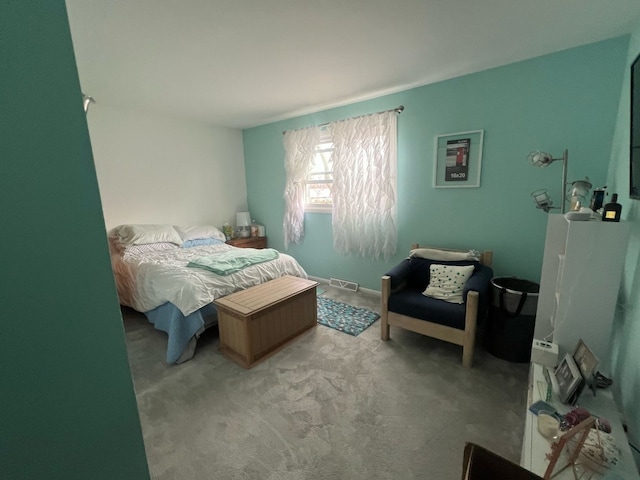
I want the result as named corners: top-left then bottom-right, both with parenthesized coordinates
top-left (305, 138), bottom-right (333, 212)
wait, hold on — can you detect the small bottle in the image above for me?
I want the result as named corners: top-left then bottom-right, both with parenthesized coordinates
top-left (590, 187), bottom-right (606, 211)
top-left (601, 193), bottom-right (622, 222)
top-left (250, 219), bottom-right (259, 237)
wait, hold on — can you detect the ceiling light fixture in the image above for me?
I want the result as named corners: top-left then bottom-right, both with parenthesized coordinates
top-left (82, 93), bottom-right (95, 114)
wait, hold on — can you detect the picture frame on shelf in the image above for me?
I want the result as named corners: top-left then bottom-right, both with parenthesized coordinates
top-left (433, 129), bottom-right (484, 188)
top-left (543, 416), bottom-right (596, 479)
top-left (567, 339), bottom-right (599, 404)
top-left (551, 353), bottom-right (583, 404)
top-left (572, 339), bottom-right (599, 380)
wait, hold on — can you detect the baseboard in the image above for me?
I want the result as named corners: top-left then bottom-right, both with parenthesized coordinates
top-left (308, 275), bottom-right (380, 297)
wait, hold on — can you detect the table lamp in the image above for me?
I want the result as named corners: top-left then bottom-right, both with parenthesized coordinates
top-left (236, 211), bottom-right (251, 238)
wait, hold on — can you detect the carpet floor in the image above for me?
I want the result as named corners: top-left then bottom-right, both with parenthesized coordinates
top-left (122, 283), bottom-right (529, 480)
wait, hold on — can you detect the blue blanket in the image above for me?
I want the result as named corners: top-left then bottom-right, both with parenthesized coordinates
top-left (187, 248), bottom-right (279, 275)
top-left (144, 302), bottom-right (217, 364)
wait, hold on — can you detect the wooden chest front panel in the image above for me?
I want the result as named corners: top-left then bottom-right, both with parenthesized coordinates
top-left (249, 288), bottom-right (316, 361)
top-left (215, 276), bottom-right (318, 368)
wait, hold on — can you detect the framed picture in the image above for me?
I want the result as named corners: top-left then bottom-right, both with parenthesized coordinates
top-left (543, 416), bottom-right (596, 479)
top-left (552, 353), bottom-right (583, 404)
top-left (572, 339), bottom-right (599, 380)
top-left (433, 130), bottom-right (484, 188)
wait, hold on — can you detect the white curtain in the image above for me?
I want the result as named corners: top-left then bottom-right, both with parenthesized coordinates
top-left (330, 111), bottom-right (398, 260)
top-left (282, 126), bottom-right (321, 249)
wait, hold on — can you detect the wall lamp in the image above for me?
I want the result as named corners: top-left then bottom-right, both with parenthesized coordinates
top-left (527, 149), bottom-right (568, 213)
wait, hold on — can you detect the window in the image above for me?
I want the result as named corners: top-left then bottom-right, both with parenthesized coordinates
top-left (304, 135), bottom-right (333, 213)
top-left (283, 109), bottom-right (398, 258)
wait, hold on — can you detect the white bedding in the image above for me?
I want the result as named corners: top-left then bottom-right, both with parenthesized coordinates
top-left (111, 242), bottom-right (308, 315)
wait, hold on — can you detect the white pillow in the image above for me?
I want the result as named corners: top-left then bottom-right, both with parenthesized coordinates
top-left (112, 224), bottom-right (183, 246)
top-left (123, 242), bottom-right (179, 256)
top-left (423, 264), bottom-right (475, 304)
top-left (410, 248), bottom-right (480, 262)
top-left (175, 224), bottom-right (226, 242)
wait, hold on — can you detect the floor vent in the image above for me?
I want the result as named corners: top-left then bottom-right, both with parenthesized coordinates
top-left (329, 277), bottom-right (359, 292)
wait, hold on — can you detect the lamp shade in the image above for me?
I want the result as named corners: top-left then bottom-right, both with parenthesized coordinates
top-left (236, 211), bottom-right (252, 238)
top-left (236, 211), bottom-right (251, 227)
top-left (528, 151), bottom-right (554, 167)
top-left (531, 189), bottom-right (553, 212)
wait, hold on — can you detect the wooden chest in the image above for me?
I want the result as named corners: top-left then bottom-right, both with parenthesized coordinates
top-left (214, 275), bottom-right (318, 368)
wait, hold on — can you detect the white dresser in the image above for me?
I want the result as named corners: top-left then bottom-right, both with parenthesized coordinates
top-left (535, 215), bottom-right (629, 374)
top-left (521, 363), bottom-right (639, 478)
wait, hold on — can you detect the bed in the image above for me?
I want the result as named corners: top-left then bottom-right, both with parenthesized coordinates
top-left (109, 224), bottom-right (308, 364)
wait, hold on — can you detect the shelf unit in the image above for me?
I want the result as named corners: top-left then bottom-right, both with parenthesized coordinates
top-left (534, 215), bottom-right (629, 374)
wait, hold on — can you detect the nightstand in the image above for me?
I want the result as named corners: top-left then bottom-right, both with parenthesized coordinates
top-left (226, 236), bottom-right (267, 249)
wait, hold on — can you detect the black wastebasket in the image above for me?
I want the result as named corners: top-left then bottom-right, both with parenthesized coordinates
top-left (483, 277), bottom-right (540, 363)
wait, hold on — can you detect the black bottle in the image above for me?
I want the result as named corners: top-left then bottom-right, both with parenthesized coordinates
top-left (590, 188), bottom-right (606, 211)
top-left (601, 193), bottom-right (622, 222)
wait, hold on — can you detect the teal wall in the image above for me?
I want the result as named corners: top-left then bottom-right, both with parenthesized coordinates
top-left (243, 37), bottom-right (628, 290)
top-left (0, 3), bottom-right (150, 479)
top-left (608, 21), bottom-right (640, 450)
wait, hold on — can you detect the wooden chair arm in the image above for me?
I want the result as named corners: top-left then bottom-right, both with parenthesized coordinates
top-left (381, 275), bottom-right (391, 301)
top-left (463, 290), bottom-right (479, 367)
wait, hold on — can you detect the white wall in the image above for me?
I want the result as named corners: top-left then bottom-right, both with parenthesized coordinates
top-left (87, 104), bottom-right (247, 230)
top-left (606, 21), bottom-right (640, 453)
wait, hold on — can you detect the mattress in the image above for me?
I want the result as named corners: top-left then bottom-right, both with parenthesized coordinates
top-left (111, 242), bottom-right (308, 316)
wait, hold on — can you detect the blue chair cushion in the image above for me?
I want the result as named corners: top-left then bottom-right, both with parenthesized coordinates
top-left (388, 286), bottom-right (467, 330)
top-left (385, 259), bottom-right (494, 330)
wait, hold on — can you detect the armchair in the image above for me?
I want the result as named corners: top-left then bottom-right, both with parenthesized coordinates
top-left (381, 244), bottom-right (493, 367)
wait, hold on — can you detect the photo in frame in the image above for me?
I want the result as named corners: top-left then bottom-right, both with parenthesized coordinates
top-left (573, 339), bottom-right (599, 380)
top-left (433, 130), bottom-right (484, 188)
top-left (551, 353), bottom-right (583, 404)
top-left (567, 339), bottom-right (599, 404)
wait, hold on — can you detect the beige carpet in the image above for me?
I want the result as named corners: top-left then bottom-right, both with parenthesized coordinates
top-left (122, 283), bottom-right (529, 480)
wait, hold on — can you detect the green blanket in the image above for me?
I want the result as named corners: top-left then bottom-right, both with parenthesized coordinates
top-left (187, 248), bottom-right (279, 276)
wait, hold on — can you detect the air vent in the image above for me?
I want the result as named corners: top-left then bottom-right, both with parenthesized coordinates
top-left (329, 277), bottom-right (359, 292)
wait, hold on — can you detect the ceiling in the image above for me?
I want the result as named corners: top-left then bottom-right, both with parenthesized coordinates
top-left (66, 0), bottom-right (640, 129)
